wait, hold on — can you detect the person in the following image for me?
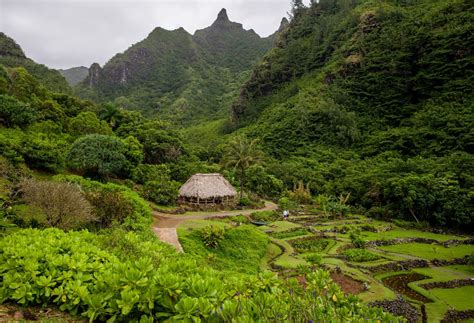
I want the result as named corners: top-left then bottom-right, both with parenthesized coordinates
top-left (283, 210), bottom-right (289, 219)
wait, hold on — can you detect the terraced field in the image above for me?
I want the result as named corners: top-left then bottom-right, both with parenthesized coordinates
top-left (177, 211), bottom-right (474, 322)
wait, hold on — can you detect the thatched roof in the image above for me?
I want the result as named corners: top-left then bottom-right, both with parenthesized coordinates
top-left (179, 173), bottom-right (237, 199)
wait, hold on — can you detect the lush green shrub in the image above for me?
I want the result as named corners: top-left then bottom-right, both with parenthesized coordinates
top-left (0, 228), bottom-right (399, 322)
top-left (0, 94), bottom-right (37, 127)
top-left (304, 253), bottom-right (323, 266)
top-left (250, 210), bottom-right (280, 222)
top-left (246, 165), bottom-right (284, 198)
top-left (68, 111), bottom-right (112, 137)
top-left (141, 179), bottom-right (180, 205)
top-left (201, 225), bottom-right (225, 248)
top-left (349, 230), bottom-right (366, 249)
top-left (289, 236), bottom-right (330, 253)
top-left (67, 134), bottom-right (129, 179)
top-left (278, 197), bottom-right (298, 211)
top-left (131, 164), bottom-right (171, 184)
top-left (342, 248), bottom-right (380, 262)
top-left (21, 132), bottom-right (68, 171)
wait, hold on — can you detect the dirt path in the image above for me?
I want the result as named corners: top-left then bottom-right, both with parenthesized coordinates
top-left (152, 227), bottom-right (184, 253)
top-left (152, 201), bottom-right (278, 251)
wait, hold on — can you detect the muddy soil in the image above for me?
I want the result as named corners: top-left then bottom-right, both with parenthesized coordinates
top-left (382, 273), bottom-right (433, 303)
top-left (330, 272), bottom-right (366, 295)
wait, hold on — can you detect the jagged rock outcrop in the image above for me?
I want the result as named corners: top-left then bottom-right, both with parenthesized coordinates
top-left (88, 63), bottom-right (102, 88)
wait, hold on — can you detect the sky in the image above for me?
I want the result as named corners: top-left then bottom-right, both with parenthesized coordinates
top-left (0, 0), bottom-right (304, 70)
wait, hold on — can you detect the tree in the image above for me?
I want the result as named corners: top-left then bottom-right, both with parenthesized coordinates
top-left (67, 134), bottom-right (129, 179)
top-left (68, 111), bottom-right (112, 137)
top-left (291, 0), bottom-right (305, 17)
top-left (20, 178), bottom-right (95, 230)
top-left (221, 136), bottom-right (264, 199)
top-left (0, 94), bottom-right (37, 127)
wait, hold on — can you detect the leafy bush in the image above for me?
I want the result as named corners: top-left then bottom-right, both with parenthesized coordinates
top-left (0, 228), bottom-right (399, 322)
top-left (250, 210), bottom-right (280, 222)
top-left (304, 253), bottom-right (323, 266)
top-left (278, 197), bottom-right (298, 211)
top-left (342, 248), bottom-right (380, 262)
top-left (141, 180), bottom-right (180, 205)
top-left (131, 164), bottom-right (171, 184)
top-left (68, 111), bottom-right (112, 137)
top-left (67, 134), bottom-right (129, 179)
top-left (349, 230), bottom-right (366, 249)
top-left (289, 236), bottom-right (330, 253)
top-left (246, 165), bottom-right (284, 198)
top-left (287, 181), bottom-right (312, 204)
top-left (0, 94), bottom-right (37, 127)
top-left (19, 178), bottom-right (95, 230)
top-left (201, 225), bottom-right (225, 248)
top-left (53, 175), bottom-right (152, 231)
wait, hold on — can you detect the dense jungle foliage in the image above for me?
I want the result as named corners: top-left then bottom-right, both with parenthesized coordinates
top-left (226, 0), bottom-right (474, 230)
top-left (0, 0), bottom-right (473, 320)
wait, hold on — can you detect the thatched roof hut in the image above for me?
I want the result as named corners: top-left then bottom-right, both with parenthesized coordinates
top-left (179, 173), bottom-right (237, 206)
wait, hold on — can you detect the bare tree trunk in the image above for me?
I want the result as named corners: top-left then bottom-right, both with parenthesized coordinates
top-left (409, 208), bottom-right (420, 223)
top-left (239, 168), bottom-right (244, 200)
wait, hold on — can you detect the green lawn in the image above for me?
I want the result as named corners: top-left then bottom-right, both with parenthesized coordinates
top-left (413, 266), bottom-right (473, 282)
top-left (378, 243), bottom-right (474, 260)
top-left (259, 221), bottom-right (302, 233)
top-left (361, 229), bottom-right (467, 242)
top-left (429, 286), bottom-right (474, 311)
top-left (271, 238), bottom-right (307, 268)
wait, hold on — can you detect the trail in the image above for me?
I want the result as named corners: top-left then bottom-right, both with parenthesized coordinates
top-left (152, 201), bottom-right (278, 251)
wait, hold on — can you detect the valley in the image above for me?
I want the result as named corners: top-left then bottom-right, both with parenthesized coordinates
top-left (0, 0), bottom-right (473, 321)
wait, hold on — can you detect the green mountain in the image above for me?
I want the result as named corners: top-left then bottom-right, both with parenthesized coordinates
top-left (228, 0), bottom-right (473, 229)
top-left (58, 66), bottom-right (88, 86)
top-left (0, 32), bottom-right (71, 93)
top-left (76, 9), bottom-right (278, 123)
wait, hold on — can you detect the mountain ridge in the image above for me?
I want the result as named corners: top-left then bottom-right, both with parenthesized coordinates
top-left (0, 32), bottom-right (71, 93)
top-left (75, 8), bottom-right (282, 123)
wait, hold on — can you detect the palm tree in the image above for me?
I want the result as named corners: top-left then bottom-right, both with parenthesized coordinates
top-left (221, 136), bottom-right (264, 199)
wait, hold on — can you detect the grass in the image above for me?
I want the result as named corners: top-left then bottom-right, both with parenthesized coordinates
top-left (412, 266), bottom-right (473, 282)
top-left (378, 243), bottom-right (474, 260)
top-left (261, 242), bottom-right (282, 271)
top-left (429, 286), bottom-right (474, 311)
top-left (179, 219), bottom-right (230, 230)
top-left (361, 228), bottom-right (467, 242)
top-left (271, 238), bottom-right (307, 268)
top-left (178, 224), bottom-right (269, 274)
top-left (259, 221), bottom-right (301, 233)
top-left (270, 228), bottom-right (312, 239)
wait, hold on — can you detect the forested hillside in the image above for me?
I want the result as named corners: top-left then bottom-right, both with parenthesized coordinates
top-left (0, 33), bottom-right (71, 93)
top-left (58, 66), bottom-right (88, 86)
top-left (227, 0), bottom-right (473, 230)
top-left (75, 9), bottom-right (277, 124)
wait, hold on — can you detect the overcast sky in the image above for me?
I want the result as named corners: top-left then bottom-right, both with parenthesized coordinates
top-left (0, 0), bottom-right (308, 69)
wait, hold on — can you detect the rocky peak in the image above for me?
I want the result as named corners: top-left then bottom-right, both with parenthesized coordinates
top-left (88, 63), bottom-right (102, 88)
top-left (279, 18), bottom-right (290, 31)
top-left (211, 8), bottom-right (242, 29)
top-left (216, 8), bottom-right (229, 23)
